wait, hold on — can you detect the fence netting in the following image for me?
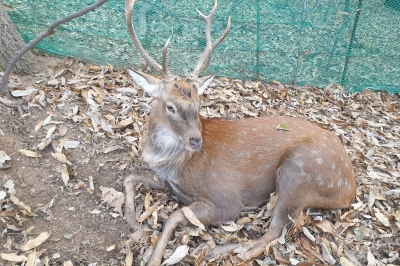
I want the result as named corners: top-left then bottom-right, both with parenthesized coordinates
top-left (3, 0), bottom-right (400, 92)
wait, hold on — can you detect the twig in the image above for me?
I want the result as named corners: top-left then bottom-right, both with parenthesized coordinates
top-left (0, 97), bottom-right (26, 116)
top-left (0, 0), bottom-right (108, 96)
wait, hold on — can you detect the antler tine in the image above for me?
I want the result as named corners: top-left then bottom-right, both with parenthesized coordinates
top-left (162, 38), bottom-right (170, 76)
top-left (192, 0), bottom-right (231, 77)
top-left (125, 0), bottom-right (171, 77)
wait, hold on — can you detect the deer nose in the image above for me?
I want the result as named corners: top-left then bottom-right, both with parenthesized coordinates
top-left (189, 137), bottom-right (202, 151)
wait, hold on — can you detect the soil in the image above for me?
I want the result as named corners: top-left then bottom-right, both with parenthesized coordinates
top-left (1, 100), bottom-right (132, 265)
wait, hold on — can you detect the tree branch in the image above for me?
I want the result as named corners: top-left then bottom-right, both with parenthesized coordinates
top-left (0, 0), bottom-right (108, 96)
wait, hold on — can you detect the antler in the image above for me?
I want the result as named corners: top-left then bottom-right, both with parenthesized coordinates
top-left (125, 0), bottom-right (171, 77)
top-left (192, 0), bottom-right (231, 77)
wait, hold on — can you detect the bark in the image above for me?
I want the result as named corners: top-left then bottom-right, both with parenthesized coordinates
top-left (0, 3), bottom-right (43, 75)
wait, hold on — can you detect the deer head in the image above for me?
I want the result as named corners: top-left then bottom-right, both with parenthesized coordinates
top-left (125, 0), bottom-right (230, 152)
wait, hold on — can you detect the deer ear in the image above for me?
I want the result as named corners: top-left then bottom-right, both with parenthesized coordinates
top-left (197, 75), bottom-right (215, 95)
top-left (127, 69), bottom-right (162, 97)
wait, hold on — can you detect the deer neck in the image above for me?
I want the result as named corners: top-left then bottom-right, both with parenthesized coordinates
top-left (142, 112), bottom-right (195, 183)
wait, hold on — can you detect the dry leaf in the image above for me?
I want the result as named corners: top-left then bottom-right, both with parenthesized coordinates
top-left (11, 88), bottom-right (38, 97)
top-left (1, 253), bottom-right (28, 262)
top-left (73, 181), bottom-right (84, 189)
top-left (367, 248), bottom-right (376, 266)
top-left (220, 223), bottom-right (243, 232)
top-left (137, 203), bottom-right (159, 223)
top-left (59, 126), bottom-right (68, 137)
top-left (20, 232), bottom-right (50, 251)
top-left (237, 217), bottom-right (251, 225)
top-left (265, 238), bottom-right (279, 255)
top-left (291, 211), bottom-right (310, 233)
top-left (161, 245), bottom-right (189, 265)
top-left (38, 138), bottom-right (52, 151)
top-left (18, 149), bottom-right (40, 158)
top-left (9, 195), bottom-right (32, 215)
top-left (314, 220), bottom-right (337, 237)
top-left (266, 194), bottom-right (278, 211)
top-left (278, 226), bottom-right (287, 244)
top-left (63, 141), bottom-right (80, 149)
top-left (340, 257), bottom-right (357, 266)
top-left (299, 237), bottom-right (324, 262)
top-left (100, 187), bottom-right (125, 216)
top-left (145, 192), bottom-right (151, 211)
top-left (106, 244), bottom-right (116, 251)
top-left (112, 117), bottom-right (134, 129)
top-left (25, 248), bottom-right (37, 266)
top-left (64, 261), bottom-right (73, 266)
top-left (61, 164), bottom-right (69, 186)
top-left (0, 150), bottom-right (11, 167)
top-left (321, 242), bottom-right (336, 265)
top-left (374, 208), bottom-right (390, 227)
top-left (182, 207), bottom-right (206, 230)
top-left (302, 227), bottom-right (315, 242)
top-left (126, 244), bottom-right (133, 266)
top-left (52, 152), bottom-right (67, 163)
top-left (351, 197), bottom-right (364, 210)
top-left (46, 125), bottom-right (56, 139)
top-left (103, 145), bottom-right (124, 153)
top-left (42, 115), bottom-right (52, 126)
top-left (368, 187), bottom-right (378, 209)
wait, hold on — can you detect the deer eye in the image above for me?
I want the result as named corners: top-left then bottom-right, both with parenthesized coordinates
top-left (166, 104), bottom-right (176, 114)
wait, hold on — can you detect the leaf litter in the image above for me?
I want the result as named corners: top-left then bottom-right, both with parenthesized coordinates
top-left (0, 58), bottom-right (399, 265)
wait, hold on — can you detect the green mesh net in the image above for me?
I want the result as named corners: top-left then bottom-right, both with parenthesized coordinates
top-left (3, 0), bottom-right (400, 92)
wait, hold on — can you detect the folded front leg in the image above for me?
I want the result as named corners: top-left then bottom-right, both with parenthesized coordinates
top-left (147, 200), bottom-right (240, 266)
top-left (124, 172), bottom-right (167, 229)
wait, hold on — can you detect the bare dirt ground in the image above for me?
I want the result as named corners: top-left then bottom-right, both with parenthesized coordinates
top-left (0, 58), bottom-right (399, 266)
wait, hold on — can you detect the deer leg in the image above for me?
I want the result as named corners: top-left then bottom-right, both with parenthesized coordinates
top-left (124, 172), bottom-right (166, 229)
top-left (207, 158), bottom-right (308, 260)
top-left (146, 209), bottom-right (189, 266)
top-left (147, 200), bottom-right (239, 266)
top-left (205, 202), bottom-right (293, 260)
top-left (244, 155), bottom-right (313, 259)
top-left (245, 202), bottom-right (302, 259)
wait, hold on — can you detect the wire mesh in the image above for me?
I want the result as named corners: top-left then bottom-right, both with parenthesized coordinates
top-left (3, 0), bottom-right (400, 92)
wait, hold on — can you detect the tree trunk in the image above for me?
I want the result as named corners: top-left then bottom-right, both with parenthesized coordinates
top-left (0, 3), bottom-right (43, 75)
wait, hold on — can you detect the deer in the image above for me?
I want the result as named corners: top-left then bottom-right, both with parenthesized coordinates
top-left (123, 0), bottom-right (356, 265)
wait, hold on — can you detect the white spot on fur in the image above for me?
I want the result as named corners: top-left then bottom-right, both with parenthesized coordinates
top-left (332, 163), bottom-right (336, 170)
top-left (316, 175), bottom-right (324, 186)
top-left (327, 181), bottom-right (334, 188)
top-left (306, 174), bottom-right (312, 181)
top-left (317, 158), bottom-right (323, 164)
top-left (321, 143), bottom-right (327, 147)
top-left (311, 150), bottom-right (319, 155)
top-left (337, 179), bottom-right (342, 187)
top-left (344, 179), bottom-right (348, 186)
top-left (294, 158), bottom-right (304, 167)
